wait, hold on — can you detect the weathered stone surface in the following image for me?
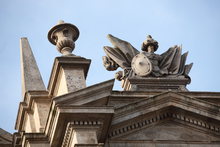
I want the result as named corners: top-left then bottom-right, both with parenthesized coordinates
top-left (15, 91), bottom-right (50, 133)
top-left (119, 121), bottom-right (220, 141)
top-left (122, 76), bottom-right (190, 91)
top-left (0, 128), bottom-right (12, 147)
top-left (102, 34), bottom-right (193, 81)
top-left (106, 91), bottom-right (220, 146)
top-left (45, 106), bottom-right (114, 147)
top-left (20, 38), bottom-right (46, 97)
top-left (105, 143), bottom-right (220, 147)
top-left (47, 56), bottom-right (91, 97)
top-left (21, 133), bottom-right (49, 147)
top-left (57, 68), bottom-right (86, 96)
top-left (48, 20), bottom-right (80, 56)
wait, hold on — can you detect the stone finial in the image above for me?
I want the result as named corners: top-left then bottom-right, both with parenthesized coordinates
top-left (48, 20), bottom-right (80, 56)
top-left (20, 38), bottom-right (46, 97)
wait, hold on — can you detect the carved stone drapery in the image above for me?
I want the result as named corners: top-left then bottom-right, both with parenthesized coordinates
top-left (102, 34), bottom-right (193, 81)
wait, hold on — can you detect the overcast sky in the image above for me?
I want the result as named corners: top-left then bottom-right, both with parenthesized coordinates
top-left (1, 0), bottom-right (220, 133)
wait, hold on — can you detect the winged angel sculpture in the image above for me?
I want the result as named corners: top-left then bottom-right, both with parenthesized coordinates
top-left (102, 34), bottom-right (193, 81)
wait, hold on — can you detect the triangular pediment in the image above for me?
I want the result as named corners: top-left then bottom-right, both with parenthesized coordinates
top-left (112, 92), bottom-right (220, 126)
top-left (53, 79), bottom-right (114, 106)
top-left (115, 120), bottom-right (220, 142)
top-left (109, 92), bottom-right (220, 142)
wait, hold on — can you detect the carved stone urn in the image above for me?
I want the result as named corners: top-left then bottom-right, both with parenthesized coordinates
top-left (48, 20), bottom-right (80, 55)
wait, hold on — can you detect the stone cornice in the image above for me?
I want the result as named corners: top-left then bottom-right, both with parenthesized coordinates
top-left (44, 79), bottom-right (115, 146)
top-left (53, 79), bottom-right (114, 105)
top-left (45, 105), bottom-right (114, 146)
top-left (112, 92), bottom-right (220, 125)
top-left (21, 132), bottom-right (49, 147)
top-left (62, 121), bottom-right (103, 147)
top-left (109, 110), bottom-right (220, 139)
top-left (13, 132), bottom-right (49, 147)
top-left (110, 90), bottom-right (220, 100)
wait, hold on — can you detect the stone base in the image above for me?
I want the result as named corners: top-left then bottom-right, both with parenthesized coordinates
top-left (122, 76), bottom-right (190, 91)
top-left (48, 56), bottom-right (91, 97)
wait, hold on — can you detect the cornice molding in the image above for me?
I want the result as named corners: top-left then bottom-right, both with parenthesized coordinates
top-left (53, 79), bottom-right (114, 105)
top-left (110, 110), bottom-right (220, 139)
top-left (112, 92), bottom-right (220, 125)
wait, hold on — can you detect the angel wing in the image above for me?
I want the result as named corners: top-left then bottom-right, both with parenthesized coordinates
top-left (103, 34), bottom-right (139, 69)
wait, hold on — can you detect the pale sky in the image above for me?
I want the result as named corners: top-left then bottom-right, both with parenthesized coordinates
top-left (0, 0), bottom-right (220, 133)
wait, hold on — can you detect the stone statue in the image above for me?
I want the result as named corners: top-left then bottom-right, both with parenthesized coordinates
top-left (102, 34), bottom-right (193, 81)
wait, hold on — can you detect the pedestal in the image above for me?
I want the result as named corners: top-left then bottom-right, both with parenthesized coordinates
top-left (122, 76), bottom-right (190, 91)
top-left (48, 56), bottom-right (91, 97)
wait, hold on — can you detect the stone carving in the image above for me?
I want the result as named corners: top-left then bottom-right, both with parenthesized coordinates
top-left (103, 34), bottom-right (193, 81)
top-left (48, 20), bottom-right (80, 56)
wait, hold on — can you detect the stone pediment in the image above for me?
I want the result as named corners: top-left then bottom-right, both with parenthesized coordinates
top-left (53, 79), bottom-right (114, 106)
top-left (109, 92), bottom-right (220, 141)
top-left (114, 120), bottom-right (220, 142)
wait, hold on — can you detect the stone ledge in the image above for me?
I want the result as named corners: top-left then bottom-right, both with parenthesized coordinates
top-left (45, 106), bottom-right (114, 146)
top-left (122, 77), bottom-right (190, 91)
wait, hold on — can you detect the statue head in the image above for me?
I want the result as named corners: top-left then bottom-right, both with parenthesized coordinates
top-left (141, 35), bottom-right (159, 52)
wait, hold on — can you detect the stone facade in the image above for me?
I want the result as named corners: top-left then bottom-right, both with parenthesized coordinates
top-left (11, 21), bottom-right (220, 147)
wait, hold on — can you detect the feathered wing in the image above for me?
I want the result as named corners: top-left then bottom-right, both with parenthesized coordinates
top-left (103, 34), bottom-right (139, 69)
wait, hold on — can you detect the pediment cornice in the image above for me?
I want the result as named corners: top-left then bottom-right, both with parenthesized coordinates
top-left (52, 79), bottom-right (114, 106)
top-left (113, 92), bottom-right (220, 124)
top-left (110, 92), bottom-right (220, 139)
top-left (110, 107), bottom-right (220, 139)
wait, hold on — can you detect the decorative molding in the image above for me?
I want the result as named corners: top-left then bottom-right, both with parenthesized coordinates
top-left (109, 111), bottom-right (220, 138)
top-left (62, 121), bottom-right (103, 147)
top-left (112, 92), bottom-right (220, 125)
top-left (45, 105), bottom-right (114, 147)
top-left (122, 77), bottom-right (190, 91)
top-left (53, 79), bottom-right (114, 105)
